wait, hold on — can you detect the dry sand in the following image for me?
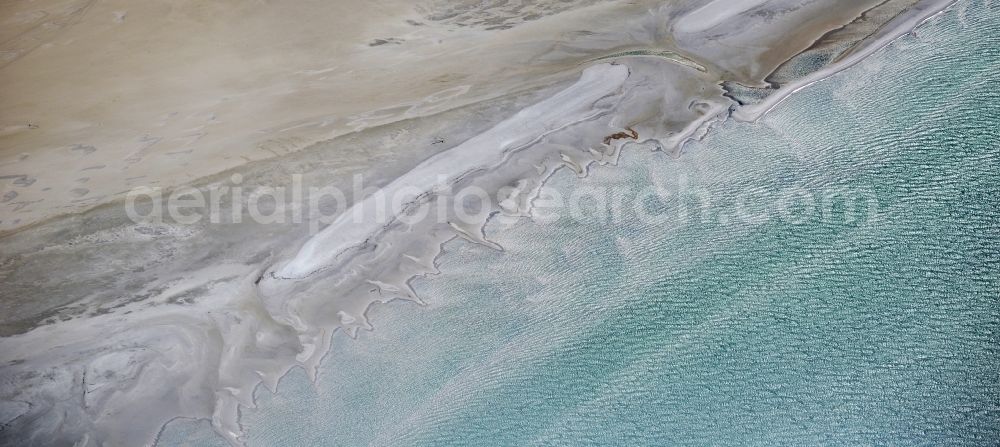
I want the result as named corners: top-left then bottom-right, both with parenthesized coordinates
top-left (0, 0), bottom-right (622, 232)
top-left (1, 0), bottom-right (894, 233)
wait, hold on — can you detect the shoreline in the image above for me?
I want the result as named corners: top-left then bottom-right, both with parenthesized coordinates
top-left (734, 0), bottom-right (957, 123)
top-left (241, 1), bottom-right (962, 443)
top-left (0, 1), bottom-right (959, 446)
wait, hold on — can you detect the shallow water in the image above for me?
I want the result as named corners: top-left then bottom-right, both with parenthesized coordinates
top-left (160, 1), bottom-right (999, 445)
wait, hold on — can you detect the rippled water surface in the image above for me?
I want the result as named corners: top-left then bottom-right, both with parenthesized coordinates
top-left (160, 1), bottom-right (999, 445)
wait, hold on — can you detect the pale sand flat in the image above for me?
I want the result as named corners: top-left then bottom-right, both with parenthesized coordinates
top-left (0, 0), bottom-right (897, 234)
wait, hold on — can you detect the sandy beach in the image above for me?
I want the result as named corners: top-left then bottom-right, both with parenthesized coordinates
top-left (0, 1), bottom-right (959, 445)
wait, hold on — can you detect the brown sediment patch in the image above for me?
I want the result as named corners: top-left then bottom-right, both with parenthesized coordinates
top-left (603, 126), bottom-right (638, 145)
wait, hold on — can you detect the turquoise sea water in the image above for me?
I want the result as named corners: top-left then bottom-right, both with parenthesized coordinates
top-left (161, 1), bottom-right (999, 445)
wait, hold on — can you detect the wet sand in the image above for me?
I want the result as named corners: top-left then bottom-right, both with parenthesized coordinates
top-left (0, 1), bottom-right (954, 446)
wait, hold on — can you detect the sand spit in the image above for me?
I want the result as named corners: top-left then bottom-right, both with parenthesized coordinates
top-left (267, 64), bottom-right (631, 281)
top-left (0, 1), bottom-right (955, 446)
top-left (733, 0), bottom-right (957, 122)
